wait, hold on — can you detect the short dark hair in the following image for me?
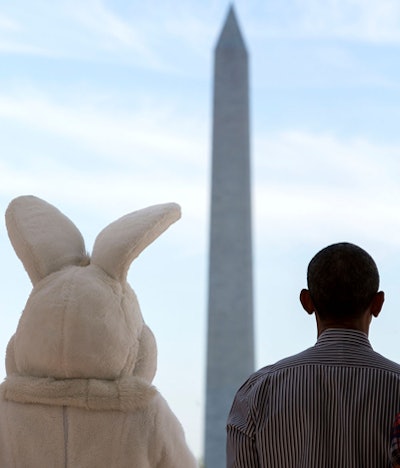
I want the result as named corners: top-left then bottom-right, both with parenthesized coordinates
top-left (307, 242), bottom-right (379, 319)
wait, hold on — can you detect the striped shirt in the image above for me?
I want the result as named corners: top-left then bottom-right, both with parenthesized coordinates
top-left (391, 412), bottom-right (400, 466)
top-left (226, 328), bottom-right (400, 467)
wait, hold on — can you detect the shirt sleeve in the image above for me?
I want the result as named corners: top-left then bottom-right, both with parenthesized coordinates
top-left (226, 377), bottom-right (260, 468)
top-left (391, 412), bottom-right (400, 467)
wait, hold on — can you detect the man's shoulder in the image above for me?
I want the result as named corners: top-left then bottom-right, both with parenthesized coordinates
top-left (236, 347), bottom-right (317, 395)
top-left (368, 349), bottom-right (400, 374)
top-left (240, 344), bottom-right (400, 394)
top-left (255, 346), bottom-right (320, 375)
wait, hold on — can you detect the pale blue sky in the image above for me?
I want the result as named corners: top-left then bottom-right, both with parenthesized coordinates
top-left (1, 0), bottom-right (400, 459)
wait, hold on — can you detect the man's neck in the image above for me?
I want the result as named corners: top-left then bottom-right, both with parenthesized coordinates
top-left (316, 315), bottom-right (371, 337)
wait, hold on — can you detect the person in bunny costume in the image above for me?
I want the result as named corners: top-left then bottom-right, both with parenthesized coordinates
top-left (0, 195), bottom-right (197, 468)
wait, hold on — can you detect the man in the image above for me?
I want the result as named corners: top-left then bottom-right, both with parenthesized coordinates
top-left (227, 242), bottom-right (400, 467)
top-left (391, 412), bottom-right (400, 467)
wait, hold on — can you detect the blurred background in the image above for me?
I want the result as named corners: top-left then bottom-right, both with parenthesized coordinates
top-left (1, 0), bottom-right (400, 461)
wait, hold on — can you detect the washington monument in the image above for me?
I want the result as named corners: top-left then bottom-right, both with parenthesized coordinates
top-left (205, 6), bottom-right (254, 467)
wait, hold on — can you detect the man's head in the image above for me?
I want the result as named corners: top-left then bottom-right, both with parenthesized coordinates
top-left (302, 242), bottom-right (381, 322)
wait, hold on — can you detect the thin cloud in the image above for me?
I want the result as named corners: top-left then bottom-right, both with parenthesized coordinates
top-left (0, 1), bottom-right (171, 68)
top-left (0, 88), bottom-right (208, 166)
top-left (0, 13), bottom-right (20, 32)
top-left (247, 0), bottom-right (400, 43)
top-left (253, 130), bottom-right (400, 246)
top-left (0, 1), bottom-right (219, 75)
top-left (0, 41), bottom-right (55, 56)
top-left (66, 0), bottom-right (166, 68)
top-left (0, 10), bottom-right (55, 57)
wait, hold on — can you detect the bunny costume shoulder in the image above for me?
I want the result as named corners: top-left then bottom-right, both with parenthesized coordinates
top-left (0, 195), bottom-right (197, 468)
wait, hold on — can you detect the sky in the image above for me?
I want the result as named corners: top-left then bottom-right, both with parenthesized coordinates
top-left (1, 0), bottom-right (400, 460)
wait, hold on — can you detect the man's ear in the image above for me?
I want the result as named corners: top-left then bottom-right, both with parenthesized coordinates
top-left (370, 291), bottom-right (384, 318)
top-left (300, 289), bottom-right (315, 315)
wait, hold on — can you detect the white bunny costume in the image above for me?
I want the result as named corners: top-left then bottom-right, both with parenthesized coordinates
top-left (0, 195), bottom-right (197, 468)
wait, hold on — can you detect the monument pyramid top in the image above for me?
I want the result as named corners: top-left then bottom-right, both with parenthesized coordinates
top-left (215, 5), bottom-right (247, 53)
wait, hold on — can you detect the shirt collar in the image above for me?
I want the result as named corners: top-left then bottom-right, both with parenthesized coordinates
top-left (315, 328), bottom-right (372, 349)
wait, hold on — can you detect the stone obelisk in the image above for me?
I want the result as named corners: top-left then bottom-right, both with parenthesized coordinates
top-left (205, 6), bottom-right (254, 467)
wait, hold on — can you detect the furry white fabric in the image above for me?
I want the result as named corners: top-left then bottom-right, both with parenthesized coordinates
top-left (0, 195), bottom-right (197, 468)
top-left (1, 375), bottom-right (156, 411)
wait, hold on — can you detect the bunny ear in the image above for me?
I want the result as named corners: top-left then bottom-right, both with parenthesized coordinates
top-left (5, 195), bottom-right (87, 285)
top-left (91, 203), bottom-right (181, 283)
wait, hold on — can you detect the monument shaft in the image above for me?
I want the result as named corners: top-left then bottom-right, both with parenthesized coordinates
top-left (205, 7), bottom-right (254, 467)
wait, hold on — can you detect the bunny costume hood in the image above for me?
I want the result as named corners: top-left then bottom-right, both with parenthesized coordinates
top-left (0, 196), bottom-right (197, 468)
